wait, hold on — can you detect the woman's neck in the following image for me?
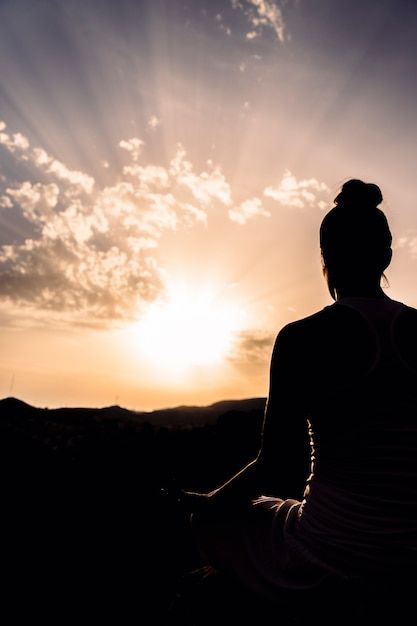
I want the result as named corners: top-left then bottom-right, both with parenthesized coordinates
top-left (336, 285), bottom-right (387, 300)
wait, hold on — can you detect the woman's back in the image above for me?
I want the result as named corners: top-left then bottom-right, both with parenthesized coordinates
top-left (285, 297), bottom-right (417, 578)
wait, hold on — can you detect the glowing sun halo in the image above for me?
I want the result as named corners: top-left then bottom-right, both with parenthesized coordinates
top-left (135, 283), bottom-right (244, 372)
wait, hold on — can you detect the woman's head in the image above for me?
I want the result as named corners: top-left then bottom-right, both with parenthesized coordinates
top-left (320, 179), bottom-right (392, 300)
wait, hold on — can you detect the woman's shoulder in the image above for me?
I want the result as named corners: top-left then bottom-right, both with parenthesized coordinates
top-left (274, 303), bottom-right (377, 366)
top-left (278, 297), bottom-right (417, 341)
top-left (277, 305), bottom-right (339, 341)
top-left (400, 302), bottom-right (417, 317)
top-left (276, 299), bottom-right (417, 370)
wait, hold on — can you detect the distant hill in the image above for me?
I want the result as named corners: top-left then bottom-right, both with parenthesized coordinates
top-left (0, 396), bottom-right (267, 480)
top-left (0, 395), bottom-right (266, 426)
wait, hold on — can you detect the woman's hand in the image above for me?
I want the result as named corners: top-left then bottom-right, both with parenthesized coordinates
top-left (178, 489), bottom-right (211, 514)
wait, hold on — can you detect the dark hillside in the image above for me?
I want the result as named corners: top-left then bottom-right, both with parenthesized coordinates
top-left (0, 396), bottom-right (406, 624)
top-left (0, 396), bottom-right (267, 622)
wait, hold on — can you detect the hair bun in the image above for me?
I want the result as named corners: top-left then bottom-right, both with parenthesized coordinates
top-left (334, 179), bottom-right (383, 210)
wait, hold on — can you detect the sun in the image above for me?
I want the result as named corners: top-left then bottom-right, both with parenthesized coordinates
top-left (134, 282), bottom-right (244, 373)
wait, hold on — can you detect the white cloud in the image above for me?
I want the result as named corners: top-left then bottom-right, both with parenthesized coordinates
top-left (0, 130), bottom-right (95, 195)
top-left (0, 182), bottom-right (162, 320)
top-left (229, 197), bottom-right (270, 224)
top-left (0, 195), bottom-right (13, 209)
top-left (119, 137), bottom-right (144, 162)
top-left (147, 115), bottom-right (161, 129)
top-left (407, 239), bottom-right (417, 258)
top-left (122, 163), bottom-right (170, 189)
top-left (0, 120), bottom-right (30, 152)
top-left (181, 203), bottom-right (208, 226)
top-left (395, 234), bottom-right (417, 259)
top-left (11, 133), bottom-right (29, 150)
top-left (32, 147), bottom-right (51, 166)
top-left (249, 0), bottom-right (285, 42)
top-left (233, 0), bottom-right (287, 43)
top-left (0, 129), bottom-right (221, 322)
top-left (396, 237), bottom-right (408, 249)
top-left (169, 145), bottom-right (232, 207)
top-left (47, 160), bottom-right (95, 194)
top-left (0, 121), bottom-right (325, 325)
top-left (6, 182), bottom-right (59, 221)
top-left (264, 169), bottom-right (330, 209)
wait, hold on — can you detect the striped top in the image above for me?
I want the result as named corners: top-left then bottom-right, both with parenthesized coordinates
top-left (291, 297), bottom-right (417, 578)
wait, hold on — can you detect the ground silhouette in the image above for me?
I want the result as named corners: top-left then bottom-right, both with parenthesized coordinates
top-left (0, 396), bottom-right (412, 624)
top-left (0, 396), bottom-right (267, 622)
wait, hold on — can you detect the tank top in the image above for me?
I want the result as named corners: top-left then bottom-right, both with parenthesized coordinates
top-left (292, 297), bottom-right (417, 579)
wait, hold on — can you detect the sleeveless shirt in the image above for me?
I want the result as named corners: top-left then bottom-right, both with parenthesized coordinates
top-left (290, 297), bottom-right (417, 579)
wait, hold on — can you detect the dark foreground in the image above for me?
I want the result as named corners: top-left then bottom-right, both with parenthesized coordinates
top-left (0, 397), bottom-right (413, 624)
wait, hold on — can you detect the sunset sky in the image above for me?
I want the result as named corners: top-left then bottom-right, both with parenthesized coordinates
top-left (1, 0), bottom-right (417, 410)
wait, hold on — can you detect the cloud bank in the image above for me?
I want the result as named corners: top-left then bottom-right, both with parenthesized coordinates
top-left (0, 120), bottom-right (275, 324)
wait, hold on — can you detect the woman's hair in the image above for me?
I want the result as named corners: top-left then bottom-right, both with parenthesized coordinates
top-left (320, 179), bottom-right (392, 300)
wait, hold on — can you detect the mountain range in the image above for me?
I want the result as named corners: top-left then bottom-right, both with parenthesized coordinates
top-left (0, 395), bottom-right (266, 426)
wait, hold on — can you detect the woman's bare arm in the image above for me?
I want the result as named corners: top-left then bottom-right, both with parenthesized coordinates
top-left (183, 324), bottom-right (310, 510)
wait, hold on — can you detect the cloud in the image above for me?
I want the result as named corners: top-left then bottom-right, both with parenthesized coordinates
top-left (0, 237), bottom-right (161, 321)
top-left (119, 137), bottom-right (144, 162)
top-left (0, 122), bottom-right (245, 323)
top-left (169, 146), bottom-right (232, 207)
top-left (215, 12), bottom-right (232, 35)
top-left (232, 0), bottom-right (287, 43)
top-left (6, 182), bottom-right (59, 221)
top-left (0, 123), bottom-right (30, 152)
top-left (396, 234), bottom-right (417, 259)
top-left (46, 159), bottom-right (94, 194)
top-left (122, 163), bottom-right (170, 188)
top-left (0, 123), bottom-right (215, 322)
top-left (0, 120), bottom-right (323, 326)
top-left (264, 169), bottom-right (330, 209)
top-left (0, 195), bottom-right (13, 209)
top-left (10, 142), bottom-right (95, 195)
top-left (229, 197), bottom-right (270, 225)
top-left (147, 115), bottom-right (161, 130)
top-left (231, 329), bottom-right (275, 364)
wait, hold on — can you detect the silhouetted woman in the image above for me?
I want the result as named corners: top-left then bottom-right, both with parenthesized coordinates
top-left (186, 179), bottom-right (417, 602)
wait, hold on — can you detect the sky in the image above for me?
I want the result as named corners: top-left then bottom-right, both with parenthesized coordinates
top-left (1, 0), bottom-right (417, 410)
